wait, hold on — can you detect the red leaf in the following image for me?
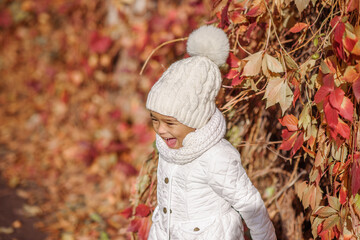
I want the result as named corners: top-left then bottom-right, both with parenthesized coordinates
top-left (329, 88), bottom-right (344, 111)
top-left (353, 77), bottom-right (360, 102)
top-left (135, 204), bottom-right (151, 217)
top-left (351, 153), bottom-right (360, 196)
top-left (339, 185), bottom-right (347, 205)
top-left (279, 114), bottom-right (298, 131)
top-left (227, 53), bottom-right (240, 68)
top-left (343, 36), bottom-right (357, 52)
top-left (138, 217), bottom-right (151, 240)
top-left (330, 16), bottom-right (341, 28)
top-left (219, 0), bottom-right (231, 28)
top-left (332, 162), bottom-right (340, 175)
top-left (339, 96), bottom-right (353, 122)
top-left (334, 22), bottom-right (345, 44)
top-left (292, 79), bottom-right (300, 107)
top-left (225, 68), bottom-right (239, 79)
top-left (314, 74), bottom-right (334, 103)
top-left (281, 128), bottom-right (295, 140)
top-left (89, 31), bottom-right (113, 53)
top-left (289, 22), bottom-right (308, 33)
top-left (120, 207), bottom-right (133, 219)
top-left (231, 75), bottom-right (244, 86)
top-left (336, 119), bottom-right (350, 139)
top-left (246, 22), bottom-right (257, 40)
top-left (128, 219), bottom-right (142, 232)
top-left (291, 132), bottom-right (304, 156)
top-left (280, 131), bottom-right (298, 151)
top-left (324, 101), bottom-right (339, 128)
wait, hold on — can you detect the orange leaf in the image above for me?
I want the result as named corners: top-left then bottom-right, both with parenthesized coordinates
top-left (289, 22), bottom-right (308, 33)
top-left (339, 185), bottom-right (348, 205)
top-left (279, 114), bottom-right (298, 131)
top-left (342, 66), bottom-right (360, 83)
top-left (230, 11), bottom-right (247, 24)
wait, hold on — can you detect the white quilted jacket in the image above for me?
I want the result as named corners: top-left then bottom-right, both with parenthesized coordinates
top-left (148, 109), bottom-right (276, 240)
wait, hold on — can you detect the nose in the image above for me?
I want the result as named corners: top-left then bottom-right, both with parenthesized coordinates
top-left (157, 122), bottom-right (167, 135)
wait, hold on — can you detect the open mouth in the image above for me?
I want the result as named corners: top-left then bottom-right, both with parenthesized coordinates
top-left (163, 137), bottom-right (177, 148)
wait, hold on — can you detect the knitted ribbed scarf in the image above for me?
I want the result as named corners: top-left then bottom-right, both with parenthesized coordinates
top-left (156, 108), bottom-right (226, 165)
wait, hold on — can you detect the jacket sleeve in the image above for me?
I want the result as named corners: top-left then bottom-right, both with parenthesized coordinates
top-left (205, 146), bottom-right (276, 240)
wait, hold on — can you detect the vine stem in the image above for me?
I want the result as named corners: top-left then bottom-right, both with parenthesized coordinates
top-left (262, 0), bottom-right (299, 68)
top-left (139, 37), bottom-right (188, 75)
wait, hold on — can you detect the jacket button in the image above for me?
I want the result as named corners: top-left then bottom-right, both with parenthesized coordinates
top-left (194, 227), bottom-right (200, 232)
top-left (164, 177), bottom-right (169, 184)
top-left (163, 207), bottom-right (167, 213)
top-left (170, 209), bottom-right (172, 214)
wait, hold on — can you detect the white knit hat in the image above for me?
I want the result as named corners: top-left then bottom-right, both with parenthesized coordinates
top-left (146, 25), bottom-right (230, 129)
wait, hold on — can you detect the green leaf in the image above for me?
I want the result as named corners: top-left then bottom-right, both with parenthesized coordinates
top-left (100, 231), bottom-right (110, 240)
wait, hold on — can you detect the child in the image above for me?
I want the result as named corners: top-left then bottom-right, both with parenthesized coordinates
top-left (146, 25), bottom-right (276, 240)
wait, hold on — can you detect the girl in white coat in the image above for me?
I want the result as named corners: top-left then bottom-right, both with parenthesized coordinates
top-left (146, 25), bottom-right (276, 240)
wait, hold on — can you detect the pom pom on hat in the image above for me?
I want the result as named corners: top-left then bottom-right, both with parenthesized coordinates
top-left (187, 25), bottom-right (229, 66)
top-left (146, 25), bottom-right (230, 129)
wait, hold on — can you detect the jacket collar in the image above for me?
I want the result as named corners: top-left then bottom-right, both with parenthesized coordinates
top-left (156, 108), bottom-right (226, 165)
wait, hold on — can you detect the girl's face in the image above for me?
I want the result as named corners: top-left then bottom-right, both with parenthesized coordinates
top-left (150, 111), bottom-right (196, 149)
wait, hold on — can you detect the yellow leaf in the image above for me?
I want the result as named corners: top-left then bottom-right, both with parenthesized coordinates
top-left (242, 51), bottom-right (263, 76)
top-left (263, 53), bottom-right (284, 73)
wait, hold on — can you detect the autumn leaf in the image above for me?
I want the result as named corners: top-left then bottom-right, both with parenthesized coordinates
top-left (263, 77), bottom-right (293, 114)
top-left (246, 0), bottom-right (266, 17)
top-left (120, 207), bottom-right (132, 219)
top-left (291, 132), bottom-right (304, 156)
top-left (342, 66), bottom-right (360, 83)
top-left (328, 88), bottom-right (344, 111)
top-left (262, 53), bottom-right (284, 73)
top-left (230, 12), bottom-right (247, 24)
top-left (314, 74), bottom-right (334, 103)
top-left (353, 77), bottom-right (360, 102)
top-left (336, 118), bottom-right (351, 139)
top-left (315, 206), bottom-right (338, 217)
top-left (339, 96), bottom-right (354, 122)
top-left (351, 153), bottom-right (360, 196)
top-left (227, 52), bottom-right (240, 68)
top-left (279, 114), bottom-right (299, 131)
top-left (280, 129), bottom-right (299, 151)
top-left (135, 204), bottom-right (151, 217)
top-left (242, 51), bottom-right (263, 76)
top-left (289, 22), bottom-right (309, 33)
top-left (294, 0), bottom-right (310, 14)
top-left (324, 101), bottom-right (338, 128)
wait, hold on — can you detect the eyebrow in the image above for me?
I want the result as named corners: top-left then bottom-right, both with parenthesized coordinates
top-left (150, 113), bottom-right (177, 122)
